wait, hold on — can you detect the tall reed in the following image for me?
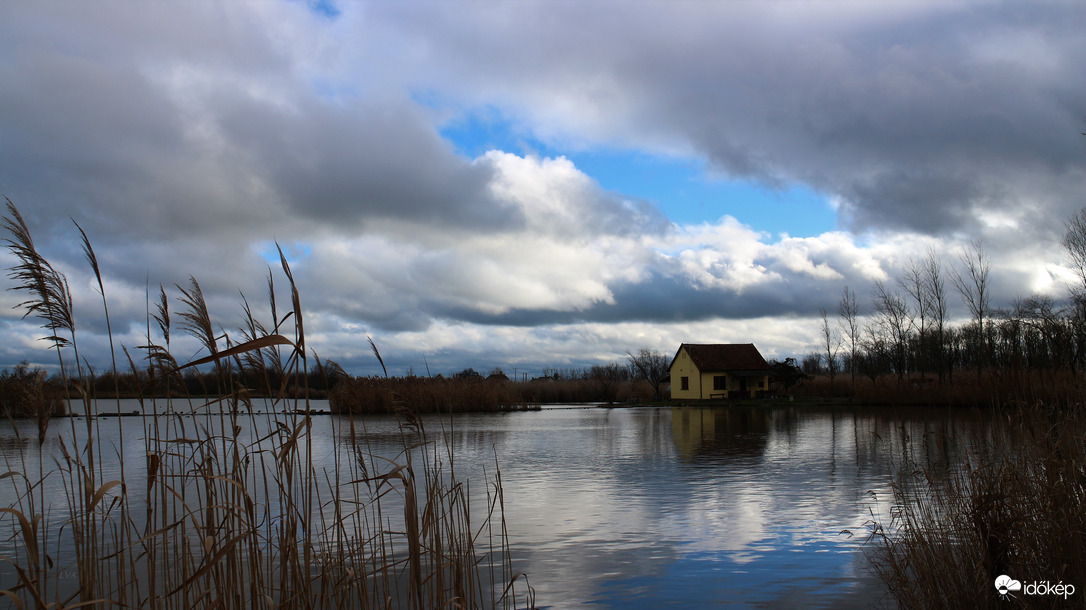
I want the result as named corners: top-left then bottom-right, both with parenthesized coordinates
top-left (793, 368), bottom-right (1086, 408)
top-left (0, 201), bottom-right (534, 608)
top-left (866, 403), bottom-right (1086, 608)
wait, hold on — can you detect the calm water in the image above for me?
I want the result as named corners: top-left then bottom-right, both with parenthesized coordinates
top-left (0, 401), bottom-right (991, 608)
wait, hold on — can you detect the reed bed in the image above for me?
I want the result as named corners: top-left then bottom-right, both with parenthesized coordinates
top-left (0, 363), bottom-right (66, 421)
top-left (513, 378), bottom-right (654, 405)
top-left (866, 403), bottom-right (1086, 608)
top-left (330, 376), bottom-right (656, 414)
top-left (0, 200), bottom-right (534, 609)
top-left (792, 368), bottom-right (1086, 409)
top-left (329, 377), bottom-right (525, 414)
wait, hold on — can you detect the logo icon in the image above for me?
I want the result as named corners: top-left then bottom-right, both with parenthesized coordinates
top-left (995, 575), bottom-right (1022, 598)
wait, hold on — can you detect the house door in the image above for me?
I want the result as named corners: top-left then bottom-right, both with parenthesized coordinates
top-left (739, 378), bottom-right (747, 395)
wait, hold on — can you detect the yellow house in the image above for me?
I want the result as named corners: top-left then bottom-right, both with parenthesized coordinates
top-left (669, 343), bottom-right (771, 400)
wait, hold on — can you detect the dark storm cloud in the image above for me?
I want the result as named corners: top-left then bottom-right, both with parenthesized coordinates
top-left (838, 170), bottom-right (982, 233)
top-left (427, 277), bottom-right (768, 328)
top-left (386, 1), bottom-right (1086, 236)
top-left (210, 96), bottom-right (521, 231)
top-left (0, 2), bottom-right (522, 253)
top-left (412, 259), bottom-right (854, 329)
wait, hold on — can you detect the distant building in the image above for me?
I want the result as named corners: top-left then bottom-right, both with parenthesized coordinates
top-left (669, 343), bottom-right (771, 400)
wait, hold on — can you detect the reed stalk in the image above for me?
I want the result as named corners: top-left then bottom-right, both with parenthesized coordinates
top-left (0, 200), bottom-right (535, 609)
top-left (867, 403), bottom-right (1086, 609)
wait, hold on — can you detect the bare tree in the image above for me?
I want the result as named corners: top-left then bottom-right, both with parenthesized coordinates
top-left (873, 280), bottom-right (913, 381)
top-left (923, 249), bottom-right (950, 381)
top-left (1017, 294), bottom-right (1073, 373)
top-left (899, 259), bottom-right (929, 377)
top-left (1060, 207), bottom-right (1086, 297)
top-left (952, 240), bottom-right (991, 377)
top-left (819, 307), bottom-right (840, 384)
top-left (1060, 208), bottom-right (1086, 371)
top-left (801, 352), bottom-right (824, 376)
top-left (860, 321), bottom-right (891, 384)
top-left (838, 286), bottom-right (860, 386)
top-left (590, 362), bottom-right (625, 404)
top-left (627, 348), bottom-right (669, 400)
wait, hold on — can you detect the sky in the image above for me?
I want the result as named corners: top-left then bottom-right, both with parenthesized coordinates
top-left (0, 0), bottom-right (1084, 378)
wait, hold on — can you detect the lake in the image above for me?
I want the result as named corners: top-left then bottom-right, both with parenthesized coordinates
top-left (0, 400), bottom-right (992, 608)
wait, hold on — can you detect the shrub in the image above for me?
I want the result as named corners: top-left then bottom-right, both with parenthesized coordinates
top-left (867, 404), bottom-right (1086, 609)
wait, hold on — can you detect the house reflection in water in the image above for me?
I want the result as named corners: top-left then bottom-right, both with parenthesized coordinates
top-left (670, 406), bottom-right (771, 465)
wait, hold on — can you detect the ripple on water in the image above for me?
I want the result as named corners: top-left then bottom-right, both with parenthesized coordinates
top-left (0, 403), bottom-right (975, 608)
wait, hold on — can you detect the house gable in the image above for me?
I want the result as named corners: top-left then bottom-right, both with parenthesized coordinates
top-left (669, 343), bottom-right (770, 400)
top-left (676, 343), bottom-right (769, 372)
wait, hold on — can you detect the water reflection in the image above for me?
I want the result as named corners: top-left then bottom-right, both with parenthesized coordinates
top-left (0, 402), bottom-right (999, 608)
top-left (671, 406), bottom-right (770, 464)
top-left (0, 433), bottom-right (34, 454)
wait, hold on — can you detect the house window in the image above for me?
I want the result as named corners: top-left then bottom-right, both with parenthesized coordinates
top-left (713, 375), bottom-right (726, 390)
top-left (680, 376), bottom-right (689, 391)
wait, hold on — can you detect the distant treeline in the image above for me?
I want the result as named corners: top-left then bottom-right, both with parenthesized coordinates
top-left (0, 357), bottom-right (351, 418)
top-left (0, 354), bottom-right (669, 416)
top-left (790, 208), bottom-right (1086, 407)
top-left (85, 359), bottom-right (350, 399)
top-left (0, 362), bottom-right (67, 419)
top-left (327, 373), bottom-right (659, 414)
top-left (329, 349), bottom-right (673, 413)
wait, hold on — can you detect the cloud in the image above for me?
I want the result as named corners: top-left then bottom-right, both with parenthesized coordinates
top-left (0, 1), bottom-right (1082, 375)
top-left (371, 1), bottom-right (1086, 236)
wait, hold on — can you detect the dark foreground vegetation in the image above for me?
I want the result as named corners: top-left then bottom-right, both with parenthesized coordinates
top-left (0, 200), bottom-right (535, 608)
top-left (867, 403), bottom-right (1086, 609)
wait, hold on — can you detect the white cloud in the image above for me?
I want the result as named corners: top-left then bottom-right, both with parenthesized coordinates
top-left (0, 1), bottom-right (1081, 376)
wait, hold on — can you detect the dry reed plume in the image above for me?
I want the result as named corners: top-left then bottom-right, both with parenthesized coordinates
top-left (0, 199), bottom-right (535, 609)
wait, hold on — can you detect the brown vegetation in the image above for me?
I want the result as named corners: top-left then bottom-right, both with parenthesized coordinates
top-left (867, 403), bottom-right (1086, 609)
top-left (329, 374), bottom-right (658, 414)
top-left (788, 368), bottom-right (1086, 409)
top-left (515, 376), bottom-right (655, 404)
top-left (0, 200), bottom-right (534, 608)
top-left (0, 362), bottom-right (66, 419)
top-left (805, 215), bottom-right (1086, 408)
top-left (330, 375), bottom-right (523, 413)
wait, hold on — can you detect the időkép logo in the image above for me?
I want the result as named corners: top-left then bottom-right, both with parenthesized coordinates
top-left (995, 574), bottom-right (1075, 601)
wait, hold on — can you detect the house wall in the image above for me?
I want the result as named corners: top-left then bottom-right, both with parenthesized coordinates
top-left (701, 371), bottom-right (726, 399)
top-left (669, 348), bottom-right (703, 400)
top-left (670, 347), bottom-right (771, 400)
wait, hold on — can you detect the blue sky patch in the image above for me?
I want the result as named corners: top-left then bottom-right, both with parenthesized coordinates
top-left (439, 109), bottom-right (837, 238)
top-left (304, 0), bottom-right (340, 19)
top-left (257, 241), bottom-right (311, 268)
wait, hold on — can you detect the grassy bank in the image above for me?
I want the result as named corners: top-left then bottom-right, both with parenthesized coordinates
top-left (867, 403), bottom-right (1086, 608)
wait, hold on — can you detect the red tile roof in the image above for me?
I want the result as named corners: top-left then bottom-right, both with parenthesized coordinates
top-left (675, 343), bottom-right (769, 372)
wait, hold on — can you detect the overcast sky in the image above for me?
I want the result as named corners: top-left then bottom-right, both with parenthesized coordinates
top-left (1, 0), bottom-right (1084, 377)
